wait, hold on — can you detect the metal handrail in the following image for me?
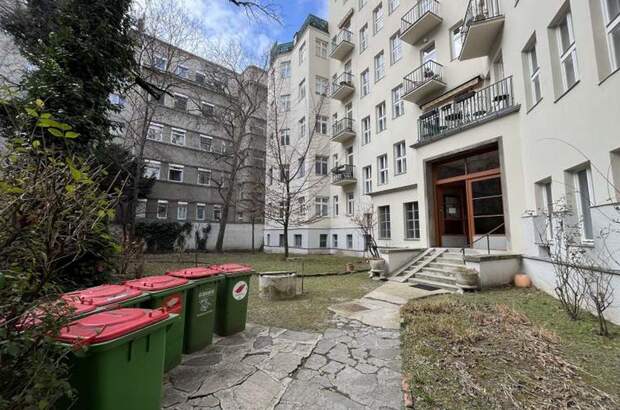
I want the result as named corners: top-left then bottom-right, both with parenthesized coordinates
top-left (332, 118), bottom-right (355, 138)
top-left (401, 0), bottom-right (440, 33)
top-left (461, 222), bottom-right (505, 256)
top-left (331, 164), bottom-right (356, 183)
top-left (462, 0), bottom-right (502, 39)
top-left (331, 29), bottom-right (354, 52)
top-left (404, 60), bottom-right (444, 95)
top-left (331, 72), bottom-right (354, 94)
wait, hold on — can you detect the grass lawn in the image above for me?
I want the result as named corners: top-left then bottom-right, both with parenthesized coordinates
top-left (401, 288), bottom-right (620, 409)
top-left (142, 252), bottom-right (379, 331)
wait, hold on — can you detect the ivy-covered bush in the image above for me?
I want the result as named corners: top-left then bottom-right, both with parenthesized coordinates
top-left (136, 221), bottom-right (192, 253)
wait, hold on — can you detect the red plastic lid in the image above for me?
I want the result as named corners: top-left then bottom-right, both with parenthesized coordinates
top-left (57, 308), bottom-right (169, 345)
top-left (125, 275), bottom-right (189, 291)
top-left (166, 267), bottom-right (221, 279)
top-left (212, 263), bottom-right (253, 273)
top-left (63, 284), bottom-right (143, 307)
top-left (15, 299), bottom-right (96, 330)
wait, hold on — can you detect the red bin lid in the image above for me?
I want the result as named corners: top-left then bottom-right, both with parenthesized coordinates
top-left (15, 299), bottom-right (96, 330)
top-left (125, 275), bottom-right (189, 291)
top-left (57, 308), bottom-right (169, 345)
top-left (63, 284), bottom-right (143, 307)
top-left (166, 266), bottom-right (221, 279)
top-left (211, 263), bottom-right (253, 273)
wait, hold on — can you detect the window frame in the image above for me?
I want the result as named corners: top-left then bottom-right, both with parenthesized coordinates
top-left (147, 123), bottom-right (164, 141)
top-left (168, 164), bottom-right (184, 183)
top-left (315, 197), bottom-right (329, 217)
top-left (346, 192), bottom-right (355, 216)
top-left (144, 159), bottom-right (161, 180)
top-left (404, 202), bottom-right (420, 240)
top-left (360, 69), bottom-right (370, 96)
top-left (177, 202), bottom-right (188, 220)
top-left (376, 102), bottom-right (387, 133)
top-left (359, 24), bottom-right (369, 53)
top-left (197, 168), bottom-right (212, 186)
top-left (196, 203), bottom-right (206, 221)
top-left (573, 168), bottom-right (595, 243)
top-left (391, 85), bottom-right (404, 118)
top-left (377, 154), bottom-right (388, 185)
top-left (378, 205), bottom-right (391, 239)
top-left (394, 141), bottom-right (407, 175)
top-left (136, 199), bottom-right (147, 218)
top-left (603, 0), bottom-right (620, 69)
top-left (170, 128), bottom-right (186, 146)
top-left (374, 51), bottom-right (385, 82)
top-left (361, 116), bottom-right (371, 145)
top-left (390, 32), bottom-right (402, 64)
top-left (373, 3), bottom-right (384, 34)
top-left (363, 165), bottom-right (373, 194)
top-left (157, 200), bottom-right (168, 219)
top-left (316, 38), bottom-right (328, 59)
top-left (556, 12), bottom-right (579, 91)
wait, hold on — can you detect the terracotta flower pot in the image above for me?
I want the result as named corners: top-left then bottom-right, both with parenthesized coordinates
top-left (514, 273), bottom-right (532, 288)
top-left (346, 263), bottom-right (356, 273)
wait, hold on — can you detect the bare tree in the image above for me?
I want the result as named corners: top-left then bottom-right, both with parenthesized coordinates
top-left (350, 203), bottom-right (380, 259)
top-left (226, 0), bottom-right (280, 22)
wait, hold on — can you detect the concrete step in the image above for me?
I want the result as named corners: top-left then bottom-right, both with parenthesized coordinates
top-left (428, 262), bottom-right (468, 271)
top-left (415, 270), bottom-right (457, 285)
top-left (409, 278), bottom-right (461, 292)
top-left (436, 255), bottom-right (465, 265)
top-left (419, 267), bottom-right (458, 276)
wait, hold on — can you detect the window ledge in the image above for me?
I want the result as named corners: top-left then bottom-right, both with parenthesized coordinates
top-left (553, 80), bottom-right (580, 104)
top-left (526, 97), bottom-right (543, 114)
top-left (599, 66), bottom-right (620, 86)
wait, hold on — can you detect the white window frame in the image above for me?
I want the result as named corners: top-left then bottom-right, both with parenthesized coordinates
top-left (173, 93), bottom-right (188, 111)
top-left (363, 165), bottom-right (373, 194)
top-left (373, 3), bottom-right (384, 34)
top-left (394, 141), bottom-right (407, 175)
top-left (391, 85), bottom-right (404, 118)
top-left (374, 51), bottom-right (385, 82)
top-left (144, 160), bottom-right (161, 180)
top-left (157, 200), bottom-right (168, 219)
top-left (280, 94), bottom-right (291, 111)
top-left (360, 69), bottom-right (370, 96)
top-left (315, 197), bottom-right (329, 217)
top-left (136, 199), bottom-right (147, 218)
top-left (153, 55), bottom-right (167, 71)
top-left (200, 135), bottom-right (213, 152)
top-left (177, 202), bottom-right (188, 220)
top-left (333, 195), bottom-right (339, 216)
top-left (557, 12), bottom-right (579, 91)
top-left (280, 61), bottom-right (291, 78)
top-left (197, 168), bottom-right (212, 186)
top-left (347, 234), bottom-right (354, 249)
top-left (299, 41), bottom-right (306, 65)
top-left (378, 154), bottom-right (388, 185)
top-left (376, 102), bottom-right (387, 133)
top-left (170, 128), bottom-right (186, 146)
top-left (603, 0), bottom-right (620, 69)
top-left (451, 25), bottom-right (464, 60)
top-left (298, 117), bottom-right (306, 138)
top-left (388, 0), bottom-right (400, 14)
top-left (346, 192), bottom-right (355, 216)
top-left (378, 205), bottom-right (391, 239)
top-left (175, 65), bottom-right (190, 79)
top-left (298, 79), bottom-right (306, 101)
top-left (316, 38), bottom-right (328, 58)
top-left (213, 205), bottom-right (222, 222)
top-left (332, 234), bottom-right (339, 248)
top-left (315, 156), bottom-right (328, 176)
top-left (361, 116), bottom-right (371, 145)
top-left (573, 168), bottom-right (595, 243)
top-left (294, 234), bottom-right (303, 248)
top-left (147, 123), bottom-right (163, 141)
top-left (315, 115), bottom-right (328, 135)
top-left (404, 202), bottom-right (420, 240)
top-left (281, 128), bottom-right (291, 145)
top-left (196, 203), bottom-right (206, 221)
top-left (168, 164), bottom-right (184, 183)
top-left (528, 45), bottom-right (542, 104)
top-left (390, 32), bottom-right (402, 64)
top-left (315, 76), bottom-right (329, 96)
top-left (359, 24), bottom-right (369, 53)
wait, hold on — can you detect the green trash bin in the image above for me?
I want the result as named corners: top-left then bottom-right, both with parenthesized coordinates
top-left (125, 275), bottom-right (193, 372)
top-left (56, 308), bottom-right (175, 410)
top-left (211, 264), bottom-right (254, 337)
top-left (167, 267), bottom-right (223, 354)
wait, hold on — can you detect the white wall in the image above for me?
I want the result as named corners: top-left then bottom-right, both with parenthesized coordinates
top-left (186, 223), bottom-right (264, 251)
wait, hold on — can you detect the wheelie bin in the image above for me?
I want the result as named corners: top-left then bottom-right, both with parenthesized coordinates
top-left (166, 267), bottom-right (223, 353)
top-left (63, 284), bottom-right (148, 311)
top-left (56, 308), bottom-right (175, 410)
top-left (125, 275), bottom-right (193, 371)
top-left (211, 264), bottom-right (254, 336)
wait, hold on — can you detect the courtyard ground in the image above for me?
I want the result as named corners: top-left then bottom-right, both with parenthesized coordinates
top-left (401, 288), bottom-right (620, 409)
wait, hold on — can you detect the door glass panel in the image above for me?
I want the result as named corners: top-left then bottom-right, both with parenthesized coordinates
top-left (471, 177), bottom-right (505, 235)
top-left (474, 216), bottom-right (506, 234)
top-left (436, 158), bottom-right (466, 179)
top-left (466, 150), bottom-right (500, 174)
top-left (471, 177), bottom-right (501, 197)
top-left (473, 196), bottom-right (503, 216)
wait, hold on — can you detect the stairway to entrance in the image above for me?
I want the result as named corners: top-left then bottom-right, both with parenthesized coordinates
top-left (389, 248), bottom-right (480, 292)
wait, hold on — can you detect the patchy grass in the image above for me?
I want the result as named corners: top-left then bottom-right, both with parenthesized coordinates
top-left (141, 252), bottom-right (378, 331)
top-left (401, 288), bottom-right (620, 409)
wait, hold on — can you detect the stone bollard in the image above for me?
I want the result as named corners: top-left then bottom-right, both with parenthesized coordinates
top-left (259, 271), bottom-right (301, 301)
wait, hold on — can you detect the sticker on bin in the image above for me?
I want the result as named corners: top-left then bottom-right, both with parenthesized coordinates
top-left (166, 267), bottom-right (221, 279)
top-left (63, 284), bottom-right (143, 307)
top-left (232, 281), bottom-right (248, 301)
top-left (125, 275), bottom-right (189, 291)
top-left (57, 308), bottom-right (170, 345)
top-left (163, 293), bottom-right (183, 314)
top-left (212, 264), bottom-right (253, 273)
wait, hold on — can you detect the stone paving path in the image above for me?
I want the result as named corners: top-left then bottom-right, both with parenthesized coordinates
top-left (163, 318), bottom-right (402, 409)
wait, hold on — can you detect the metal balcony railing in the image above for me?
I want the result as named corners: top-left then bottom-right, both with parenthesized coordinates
top-left (331, 164), bottom-right (356, 184)
top-left (401, 0), bottom-right (440, 33)
top-left (404, 61), bottom-right (444, 95)
top-left (418, 76), bottom-right (515, 142)
top-left (331, 29), bottom-right (354, 53)
top-left (331, 72), bottom-right (354, 94)
top-left (462, 0), bottom-right (502, 38)
top-left (332, 118), bottom-right (355, 138)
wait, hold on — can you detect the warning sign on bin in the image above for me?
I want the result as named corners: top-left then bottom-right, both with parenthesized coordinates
top-left (198, 288), bottom-right (215, 314)
top-left (232, 281), bottom-right (248, 301)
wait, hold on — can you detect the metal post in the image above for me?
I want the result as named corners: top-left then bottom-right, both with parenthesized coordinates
top-left (487, 235), bottom-right (491, 255)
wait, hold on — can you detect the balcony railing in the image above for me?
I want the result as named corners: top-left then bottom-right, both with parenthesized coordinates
top-left (331, 29), bottom-right (354, 57)
top-left (462, 0), bottom-right (502, 39)
top-left (331, 164), bottom-right (356, 185)
top-left (401, 0), bottom-right (441, 33)
top-left (417, 76), bottom-right (515, 142)
top-left (404, 60), bottom-right (444, 96)
top-left (332, 117), bottom-right (355, 141)
top-left (331, 72), bottom-right (355, 100)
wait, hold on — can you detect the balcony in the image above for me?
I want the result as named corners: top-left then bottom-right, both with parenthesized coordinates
top-left (400, 0), bottom-right (442, 45)
top-left (403, 61), bottom-right (446, 104)
top-left (459, 0), bottom-right (505, 60)
top-left (331, 72), bottom-right (355, 101)
top-left (417, 76), bottom-right (517, 144)
top-left (330, 29), bottom-right (354, 61)
top-left (332, 118), bottom-right (355, 143)
top-left (331, 164), bottom-right (357, 186)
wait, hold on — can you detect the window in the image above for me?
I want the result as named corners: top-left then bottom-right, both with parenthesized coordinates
top-left (195, 72), bottom-right (205, 84)
top-left (346, 192), bottom-right (355, 215)
top-left (388, 0), bottom-right (400, 13)
top-left (574, 168), bottom-right (594, 241)
top-left (266, 234), bottom-right (271, 246)
top-left (421, 42), bottom-right (437, 64)
top-left (358, 69), bottom-right (370, 97)
top-left (298, 117), bottom-right (306, 138)
top-left (315, 197), bottom-right (329, 217)
top-left (298, 79), bottom-right (306, 101)
top-left (374, 51), bottom-right (385, 81)
top-left (316, 76), bottom-right (329, 95)
top-left (298, 197), bottom-right (307, 217)
top-left (604, 0), bottom-right (620, 69)
top-left (378, 206), bottom-right (391, 239)
top-left (268, 168), bottom-right (273, 185)
top-left (196, 203), bottom-right (206, 221)
top-left (526, 42), bottom-right (542, 105)
top-left (556, 11), bottom-right (579, 91)
top-left (363, 166), bottom-right (373, 194)
top-left (177, 202), bottom-right (188, 220)
top-left (279, 61), bottom-right (291, 78)
top-left (213, 205), bottom-right (222, 222)
top-left (390, 32), bottom-right (402, 64)
top-left (319, 234), bottom-right (328, 248)
top-left (168, 164), bottom-right (184, 182)
top-left (175, 65), bottom-right (189, 79)
top-left (152, 55), bottom-right (167, 71)
top-left (197, 168), bottom-right (211, 186)
top-left (136, 199), bottom-right (147, 218)
top-left (171, 128), bottom-right (186, 146)
top-left (394, 141), bottom-right (407, 174)
top-left (391, 85), bottom-right (404, 118)
top-left (332, 234), bottom-right (339, 248)
top-left (299, 41), bottom-right (306, 64)
top-left (333, 195), bottom-right (339, 216)
top-left (359, 0), bottom-right (368, 9)
top-left (361, 116), bottom-right (371, 145)
top-left (298, 157), bottom-right (306, 178)
top-left (347, 234), bottom-right (354, 249)
top-left (373, 3), bottom-right (384, 34)
top-left (378, 154), bottom-right (388, 185)
top-left (280, 128), bottom-right (290, 145)
top-left (157, 200), bottom-right (168, 219)
top-left (294, 234), bottom-right (303, 248)
top-left (359, 24), bottom-right (369, 52)
top-left (201, 102), bottom-right (214, 117)
top-left (280, 164), bottom-right (290, 182)
top-left (200, 135), bottom-right (213, 152)
top-left (144, 160), bottom-right (161, 180)
top-left (315, 115), bottom-right (328, 134)
top-left (174, 94), bottom-right (188, 111)
top-left (538, 181), bottom-right (553, 241)
top-left (451, 25), bottom-right (464, 59)
top-left (404, 202), bottom-right (420, 240)
top-left (316, 39), bottom-right (328, 58)
top-left (147, 123), bottom-right (163, 141)
top-left (109, 93), bottom-right (126, 108)
top-left (376, 102), bottom-right (387, 133)
top-left (279, 94), bottom-right (290, 112)
top-left (315, 156), bottom-right (328, 176)
top-left (279, 234), bottom-right (285, 247)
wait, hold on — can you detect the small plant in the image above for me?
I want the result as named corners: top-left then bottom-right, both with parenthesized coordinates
top-left (135, 221), bottom-right (192, 253)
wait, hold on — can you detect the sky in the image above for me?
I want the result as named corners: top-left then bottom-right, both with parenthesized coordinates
top-left (180, 0), bottom-right (329, 64)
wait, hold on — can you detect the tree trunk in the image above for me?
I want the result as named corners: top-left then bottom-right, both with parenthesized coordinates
top-left (283, 221), bottom-right (289, 259)
top-left (251, 216), bottom-right (255, 253)
top-left (215, 186), bottom-right (234, 252)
